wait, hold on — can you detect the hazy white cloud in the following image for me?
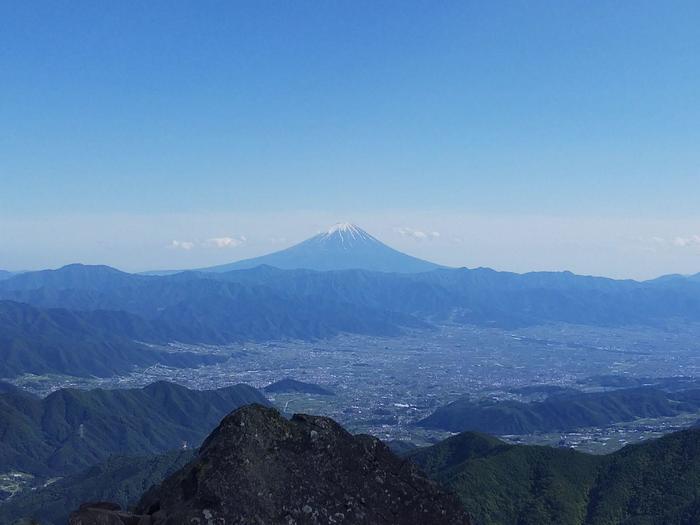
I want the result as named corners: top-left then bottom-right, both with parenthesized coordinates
top-left (638, 235), bottom-right (700, 249)
top-left (673, 235), bottom-right (700, 248)
top-left (204, 235), bottom-right (247, 248)
top-left (394, 227), bottom-right (440, 241)
top-left (171, 235), bottom-right (248, 250)
top-left (170, 240), bottom-right (195, 250)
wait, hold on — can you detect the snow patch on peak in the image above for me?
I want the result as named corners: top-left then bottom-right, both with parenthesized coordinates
top-left (327, 222), bottom-right (360, 235)
top-left (317, 223), bottom-right (378, 247)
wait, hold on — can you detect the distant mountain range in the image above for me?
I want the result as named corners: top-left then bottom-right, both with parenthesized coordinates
top-left (1, 257), bottom-right (700, 379)
top-left (648, 272), bottom-right (700, 284)
top-left (0, 381), bottom-right (268, 478)
top-left (0, 266), bottom-right (420, 378)
top-left (198, 223), bottom-right (444, 273)
top-left (4, 263), bottom-right (700, 332)
top-left (0, 264), bottom-right (422, 338)
top-left (0, 270), bottom-right (14, 281)
top-left (0, 300), bottom-right (226, 378)
top-left (211, 265), bottom-right (700, 327)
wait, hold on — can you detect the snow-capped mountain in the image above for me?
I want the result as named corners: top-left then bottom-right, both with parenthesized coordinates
top-left (201, 223), bottom-right (444, 273)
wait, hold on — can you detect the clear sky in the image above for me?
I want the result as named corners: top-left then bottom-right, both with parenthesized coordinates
top-left (1, 1), bottom-right (698, 278)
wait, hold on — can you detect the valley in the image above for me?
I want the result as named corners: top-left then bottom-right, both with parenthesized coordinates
top-left (10, 322), bottom-right (700, 453)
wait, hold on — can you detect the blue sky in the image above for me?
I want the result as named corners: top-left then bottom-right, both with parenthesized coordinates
top-left (1, 1), bottom-right (699, 277)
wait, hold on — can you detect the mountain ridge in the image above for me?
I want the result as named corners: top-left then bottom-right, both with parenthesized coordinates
top-left (2, 261), bottom-right (700, 369)
top-left (416, 386), bottom-right (700, 434)
top-left (0, 300), bottom-right (226, 378)
top-left (408, 427), bottom-right (700, 525)
top-left (0, 381), bottom-right (269, 477)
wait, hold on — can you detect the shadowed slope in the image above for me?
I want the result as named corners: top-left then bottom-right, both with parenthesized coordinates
top-left (0, 381), bottom-right (269, 477)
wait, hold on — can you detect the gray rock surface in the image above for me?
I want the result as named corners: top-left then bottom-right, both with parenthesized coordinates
top-left (71, 404), bottom-right (469, 524)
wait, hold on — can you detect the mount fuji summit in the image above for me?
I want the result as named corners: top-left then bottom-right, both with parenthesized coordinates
top-left (201, 223), bottom-right (445, 273)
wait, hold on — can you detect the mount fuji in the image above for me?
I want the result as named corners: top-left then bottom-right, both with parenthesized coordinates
top-left (200, 223), bottom-right (444, 273)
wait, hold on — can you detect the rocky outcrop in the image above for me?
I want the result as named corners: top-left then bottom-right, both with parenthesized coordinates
top-left (70, 404), bottom-right (469, 525)
top-left (68, 502), bottom-right (147, 525)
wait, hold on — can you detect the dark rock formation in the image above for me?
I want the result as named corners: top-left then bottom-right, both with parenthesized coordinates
top-left (70, 404), bottom-right (469, 524)
top-left (68, 502), bottom-right (146, 525)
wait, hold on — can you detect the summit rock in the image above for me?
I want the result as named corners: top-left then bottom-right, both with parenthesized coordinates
top-left (70, 404), bottom-right (470, 525)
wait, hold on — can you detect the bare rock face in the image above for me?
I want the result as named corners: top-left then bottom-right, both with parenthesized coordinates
top-left (71, 404), bottom-right (469, 525)
top-left (68, 502), bottom-right (148, 525)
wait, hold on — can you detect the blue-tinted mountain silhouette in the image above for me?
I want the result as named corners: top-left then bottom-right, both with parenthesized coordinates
top-left (201, 223), bottom-right (443, 273)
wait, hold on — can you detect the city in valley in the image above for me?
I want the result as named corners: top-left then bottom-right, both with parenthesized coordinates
top-left (11, 321), bottom-right (700, 454)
